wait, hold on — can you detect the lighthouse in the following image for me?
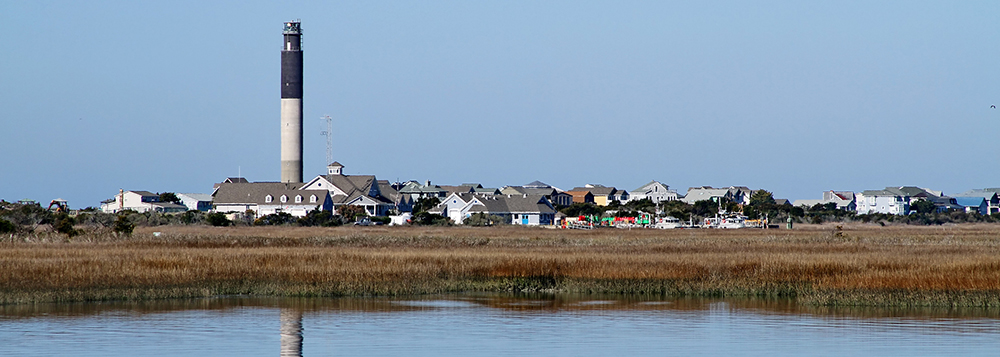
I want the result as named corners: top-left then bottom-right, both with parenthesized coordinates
top-left (280, 21), bottom-right (303, 183)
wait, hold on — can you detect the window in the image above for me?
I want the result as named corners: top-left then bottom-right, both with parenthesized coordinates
top-left (280, 195), bottom-right (288, 203)
top-left (295, 195), bottom-right (302, 203)
top-left (310, 195), bottom-right (317, 203)
top-left (265, 195), bottom-right (273, 203)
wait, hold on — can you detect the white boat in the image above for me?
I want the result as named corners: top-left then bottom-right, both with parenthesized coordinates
top-left (702, 210), bottom-right (748, 229)
top-left (654, 216), bottom-right (681, 229)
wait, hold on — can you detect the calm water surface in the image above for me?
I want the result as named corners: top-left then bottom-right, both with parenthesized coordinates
top-left (1, 294), bottom-right (998, 356)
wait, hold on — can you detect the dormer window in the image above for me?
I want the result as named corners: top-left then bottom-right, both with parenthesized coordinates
top-left (265, 195), bottom-right (273, 203)
top-left (280, 195), bottom-right (288, 203)
top-left (310, 195), bottom-right (317, 203)
top-left (295, 195), bottom-right (302, 203)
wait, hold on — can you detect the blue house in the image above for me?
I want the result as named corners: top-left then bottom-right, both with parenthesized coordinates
top-left (954, 197), bottom-right (988, 215)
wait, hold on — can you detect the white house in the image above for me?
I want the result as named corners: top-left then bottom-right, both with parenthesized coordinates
top-left (176, 193), bottom-right (213, 212)
top-left (429, 193), bottom-right (557, 226)
top-left (100, 190), bottom-right (187, 213)
top-left (627, 180), bottom-right (679, 204)
top-left (299, 162), bottom-right (396, 216)
top-left (792, 191), bottom-right (856, 211)
top-left (855, 188), bottom-right (910, 215)
top-left (212, 182), bottom-right (332, 217)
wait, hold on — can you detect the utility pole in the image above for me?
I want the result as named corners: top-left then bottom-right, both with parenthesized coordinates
top-left (320, 115), bottom-right (333, 165)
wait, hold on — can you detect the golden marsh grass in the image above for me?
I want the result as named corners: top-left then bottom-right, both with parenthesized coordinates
top-left (2, 224), bottom-right (1000, 306)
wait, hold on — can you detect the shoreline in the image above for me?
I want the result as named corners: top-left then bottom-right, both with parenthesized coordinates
top-left (3, 225), bottom-right (1000, 307)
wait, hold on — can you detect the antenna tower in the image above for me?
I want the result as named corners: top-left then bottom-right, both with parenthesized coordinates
top-left (320, 115), bottom-right (333, 165)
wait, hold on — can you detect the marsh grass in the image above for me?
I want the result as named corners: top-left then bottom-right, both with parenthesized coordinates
top-left (2, 224), bottom-right (1000, 306)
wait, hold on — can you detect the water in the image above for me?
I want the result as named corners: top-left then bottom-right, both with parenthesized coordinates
top-left (2, 294), bottom-right (998, 356)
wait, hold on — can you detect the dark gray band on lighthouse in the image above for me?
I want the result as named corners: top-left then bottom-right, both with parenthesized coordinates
top-left (281, 51), bottom-right (302, 98)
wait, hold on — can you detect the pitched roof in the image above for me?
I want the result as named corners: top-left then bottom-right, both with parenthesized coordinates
top-left (523, 180), bottom-right (551, 188)
top-left (572, 186), bottom-right (617, 196)
top-left (467, 194), bottom-right (556, 214)
top-left (323, 174), bottom-right (376, 198)
top-left (212, 182), bottom-right (307, 204)
top-left (129, 191), bottom-right (159, 197)
top-left (176, 193), bottom-right (213, 202)
top-left (954, 197), bottom-right (986, 207)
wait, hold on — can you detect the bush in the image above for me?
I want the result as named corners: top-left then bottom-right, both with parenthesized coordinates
top-left (52, 213), bottom-right (79, 237)
top-left (336, 205), bottom-right (368, 223)
top-left (0, 218), bottom-right (15, 233)
top-left (113, 214), bottom-right (135, 236)
top-left (411, 212), bottom-right (451, 226)
top-left (206, 212), bottom-right (232, 227)
top-left (297, 210), bottom-right (341, 227)
top-left (463, 212), bottom-right (506, 226)
top-left (254, 212), bottom-right (295, 226)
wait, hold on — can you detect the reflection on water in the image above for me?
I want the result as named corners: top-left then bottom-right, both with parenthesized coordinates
top-left (279, 309), bottom-right (302, 357)
top-left (2, 294), bottom-right (999, 356)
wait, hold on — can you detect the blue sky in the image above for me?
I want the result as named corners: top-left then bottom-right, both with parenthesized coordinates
top-left (1, 1), bottom-right (998, 207)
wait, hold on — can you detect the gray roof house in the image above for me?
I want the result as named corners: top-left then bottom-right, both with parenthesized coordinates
top-left (212, 182), bottom-right (332, 217)
top-left (627, 180), bottom-right (679, 204)
top-left (681, 187), bottom-right (732, 204)
top-left (176, 193), bottom-right (213, 212)
top-left (792, 191), bottom-right (856, 211)
top-left (501, 181), bottom-right (572, 207)
top-left (954, 189), bottom-right (1000, 215)
top-left (430, 193), bottom-right (557, 226)
top-left (299, 162), bottom-right (396, 216)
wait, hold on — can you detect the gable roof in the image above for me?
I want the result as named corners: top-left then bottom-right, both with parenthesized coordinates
top-left (129, 191), bottom-right (159, 197)
top-left (212, 182), bottom-right (306, 204)
top-left (467, 194), bottom-right (556, 214)
top-left (176, 193), bottom-right (213, 202)
top-left (523, 181), bottom-right (551, 188)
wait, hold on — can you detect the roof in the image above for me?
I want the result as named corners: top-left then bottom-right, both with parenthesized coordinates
top-left (955, 189), bottom-right (1000, 199)
top-left (954, 197), bottom-right (986, 207)
top-left (792, 199), bottom-right (826, 207)
top-left (323, 174), bottom-right (376, 198)
top-left (633, 180), bottom-right (669, 193)
top-left (212, 182), bottom-right (307, 205)
top-left (523, 180), bottom-right (551, 188)
top-left (467, 194), bottom-right (556, 214)
top-left (398, 181), bottom-right (446, 194)
top-left (176, 193), bottom-right (213, 202)
top-left (572, 186), bottom-right (617, 196)
top-left (129, 191), bottom-right (158, 197)
top-left (224, 177), bottom-right (249, 183)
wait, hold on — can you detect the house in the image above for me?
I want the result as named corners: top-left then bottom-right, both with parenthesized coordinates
top-left (566, 190), bottom-right (595, 204)
top-left (570, 184), bottom-right (626, 206)
top-left (439, 183), bottom-right (499, 196)
top-left (100, 190), bottom-right (187, 213)
top-left (377, 180), bottom-right (413, 213)
top-left (855, 188), bottom-right (910, 215)
top-left (627, 180), bottom-right (680, 204)
top-left (954, 189), bottom-right (1000, 215)
top-left (681, 187), bottom-right (733, 204)
top-left (792, 191), bottom-right (856, 211)
top-left (299, 162), bottom-right (396, 216)
top-left (429, 193), bottom-right (556, 225)
top-left (500, 181), bottom-right (572, 206)
top-left (954, 197), bottom-right (988, 215)
top-left (855, 186), bottom-right (958, 215)
top-left (212, 182), bottom-right (333, 217)
top-left (397, 180), bottom-right (448, 201)
top-left (176, 193), bottom-right (213, 212)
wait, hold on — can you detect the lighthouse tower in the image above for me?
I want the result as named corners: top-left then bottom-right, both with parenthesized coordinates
top-left (280, 21), bottom-right (303, 183)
